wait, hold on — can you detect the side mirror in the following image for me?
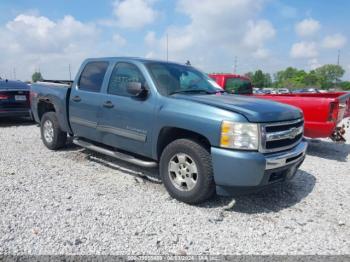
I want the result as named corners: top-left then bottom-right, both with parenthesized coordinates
top-left (126, 82), bottom-right (147, 98)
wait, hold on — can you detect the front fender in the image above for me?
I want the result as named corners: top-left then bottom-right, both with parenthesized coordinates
top-left (151, 97), bottom-right (247, 159)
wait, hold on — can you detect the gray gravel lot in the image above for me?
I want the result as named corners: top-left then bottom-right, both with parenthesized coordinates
top-left (0, 118), bottom-right (349, 255)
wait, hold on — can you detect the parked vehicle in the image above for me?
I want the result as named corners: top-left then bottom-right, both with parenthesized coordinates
top-left (0, 79), bottom-right (31, 118)
top-left (262, 88), bottom-right (277, 94)
top-left (209, 73), bottom-right (252, 94)
top-left (211, 74), bottom-right (350, 142)
top-left (31, 58), bottom-right (307, 204)
top-left (277, 88), bottom-right (290, 94)
top-left (293, 88), bottom-right (320, 93)
top-left (256, 92), bottom-right (350, 141)
top-left (254, 89), bottom-right (265, 94)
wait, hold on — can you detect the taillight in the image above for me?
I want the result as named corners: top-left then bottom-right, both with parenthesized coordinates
top-left (328, 102), bottom-right (339, 122)
top-left (0, 94), bottom-right (9, 100)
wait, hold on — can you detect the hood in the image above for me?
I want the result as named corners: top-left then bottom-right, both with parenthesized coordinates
top-left (174, 93), bottom-right (302, 123)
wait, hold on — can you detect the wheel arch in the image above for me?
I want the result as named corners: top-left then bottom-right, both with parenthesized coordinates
top-left (37, 99), bottom-right (56, 121)
top-left (156, 127), bottom-right (211, 160)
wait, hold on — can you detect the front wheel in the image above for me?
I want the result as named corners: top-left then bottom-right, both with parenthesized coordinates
top-left (160, 139), bottom-right (215, 204)
top-left (40, 112), bottom-right (67, 150)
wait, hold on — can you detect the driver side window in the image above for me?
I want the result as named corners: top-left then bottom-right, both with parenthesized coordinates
top-left (108, 62), bottom-right (145, 96)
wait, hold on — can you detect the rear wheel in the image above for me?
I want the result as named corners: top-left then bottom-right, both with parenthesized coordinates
top-left (40, 112), bottom-right (67, 150)
top-left (160, 139), bottom-right (215, 204)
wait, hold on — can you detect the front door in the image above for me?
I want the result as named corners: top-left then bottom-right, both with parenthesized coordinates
top-left (69, 61), bottom-right (109, 142)
top-left (97, 62), bottom-right (156, 157)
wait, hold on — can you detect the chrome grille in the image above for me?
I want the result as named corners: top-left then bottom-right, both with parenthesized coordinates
top-left (260, 118), bottom-right (304, 153)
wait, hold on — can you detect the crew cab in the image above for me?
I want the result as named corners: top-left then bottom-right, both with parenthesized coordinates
top-left (210, 73), bottom-right (350, 142)
top-left (31, 58), bottom-right (307, 204)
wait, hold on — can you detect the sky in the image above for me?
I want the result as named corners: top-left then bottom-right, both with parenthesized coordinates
top-left (0, 0), bottom-right (349, 81)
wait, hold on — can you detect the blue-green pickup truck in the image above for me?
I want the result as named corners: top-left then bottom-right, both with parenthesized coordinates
top-left (30, 57), bottom-right (307, 204)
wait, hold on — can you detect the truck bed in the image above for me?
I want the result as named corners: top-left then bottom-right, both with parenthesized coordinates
top-left (253, 92), bottom-right (350, 138)
top-left (30, 81), bottom-right (72, 133)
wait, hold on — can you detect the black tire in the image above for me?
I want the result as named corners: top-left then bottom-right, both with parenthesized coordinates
top-left (160, 138), bottom-right (215, 204)
top-left (40, 112), bottom-right (67, 150)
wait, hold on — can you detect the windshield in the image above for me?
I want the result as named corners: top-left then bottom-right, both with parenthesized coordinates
top-left (146, 62), bottom-right (222, 95)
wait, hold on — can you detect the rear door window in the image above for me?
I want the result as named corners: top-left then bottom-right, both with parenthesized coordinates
top-left (78, 62), bottom-right (109, 92)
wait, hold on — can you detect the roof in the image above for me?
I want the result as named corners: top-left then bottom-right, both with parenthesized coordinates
top-left (85, 56), bottom-right (187, 66)
top-left (0, 79), bottom-right (30, 90)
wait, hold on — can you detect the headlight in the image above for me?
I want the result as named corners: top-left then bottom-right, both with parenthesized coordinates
top-left (220, 121), bottom-right (259, 150)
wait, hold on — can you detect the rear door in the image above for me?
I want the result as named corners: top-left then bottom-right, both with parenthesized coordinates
top-left (69, 61), bottom-right (109, 142)
top-left (97, 62), bottom-right (157, 157)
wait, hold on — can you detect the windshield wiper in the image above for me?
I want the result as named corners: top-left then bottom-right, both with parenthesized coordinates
top-left (169, 89), bottom-right (227, 95)
top-left (169, 89), bottom-right (212, 95)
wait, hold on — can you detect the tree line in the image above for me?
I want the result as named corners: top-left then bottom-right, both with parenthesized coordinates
top-left (244, 64), bottom-right (349, 90)
top-left (31, 63), bottom-right (350, 91)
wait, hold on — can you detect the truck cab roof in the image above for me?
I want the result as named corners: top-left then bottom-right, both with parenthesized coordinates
top-left (83, 57), bottom-right (185, 66)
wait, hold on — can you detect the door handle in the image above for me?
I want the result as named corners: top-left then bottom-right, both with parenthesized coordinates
top-left (72, 96), bottom-right (81, 102)
top-left (103, 101), bottom-right (114, 108)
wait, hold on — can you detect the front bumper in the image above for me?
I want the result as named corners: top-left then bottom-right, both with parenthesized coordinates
top-left (211, 140), bottom-right (307, 196)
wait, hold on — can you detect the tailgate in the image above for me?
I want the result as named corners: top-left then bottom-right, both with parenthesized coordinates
top-left (337, 92), bottom-right (350, 119)
top-left (0, 90), bottom-right (30, 109)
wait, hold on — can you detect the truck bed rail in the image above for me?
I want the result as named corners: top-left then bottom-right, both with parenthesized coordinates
top-left (40, 80), bottom-right (73, 86)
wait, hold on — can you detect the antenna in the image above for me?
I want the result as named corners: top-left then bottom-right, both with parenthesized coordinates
top-left (13, 68), bottom-right (16, 80)
top-left (166, 33), bottom-right (169, 62)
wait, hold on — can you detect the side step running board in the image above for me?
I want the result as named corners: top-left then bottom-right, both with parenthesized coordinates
top-left (73, 139), bottom-right (158, 168)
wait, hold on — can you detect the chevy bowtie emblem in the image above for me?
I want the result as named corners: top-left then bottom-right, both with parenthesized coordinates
top-left (288, 127), bottom-right (299, 139)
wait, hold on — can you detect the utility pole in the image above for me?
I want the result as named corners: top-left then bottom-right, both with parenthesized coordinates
top-left (166, 33), bottom-right (169, 62)
top-left (69, 64), bottom-right (72, 81)
top-left (233, 56), bottom-right (238, 74)
top-left (13, 68), bottom-right (16, 80)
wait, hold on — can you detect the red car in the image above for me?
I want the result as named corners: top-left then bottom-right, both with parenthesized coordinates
top-left (209, 74), bottom-right (350, 142)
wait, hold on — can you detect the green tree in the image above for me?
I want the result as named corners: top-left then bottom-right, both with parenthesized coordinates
top-left (274, 67), bottom-right (296, 87)
top-left (315, 64), bottom-right (345, 89)
top-left (264, 73), bottom-right (272, 87)
top-left (32, 72), bottom-right (43, 83)
top-left (244, 72), bottom-right (253, 80)
top-left (340, 81), bottom-right (350, 90)
top-left (251, 70), bottom-right (265, 88)
top-left (303, 70), bottom-right (319, 86)
top-left (246, 70), bottom-right (272, 88)
top-left (274, 67), bottom-right (308, 89)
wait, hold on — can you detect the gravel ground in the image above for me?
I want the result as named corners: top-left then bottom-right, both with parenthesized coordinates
top-left (0, 118), bottom-right (349, 255)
